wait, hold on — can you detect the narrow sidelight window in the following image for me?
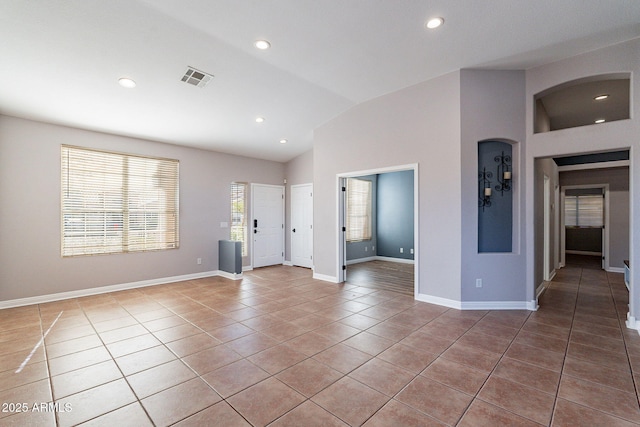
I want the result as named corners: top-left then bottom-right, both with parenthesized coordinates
top-left (230, 182), bottom-right (248, 256)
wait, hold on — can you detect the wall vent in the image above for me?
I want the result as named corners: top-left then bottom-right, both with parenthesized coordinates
top-left (181, 67), bottom-right (213, 88)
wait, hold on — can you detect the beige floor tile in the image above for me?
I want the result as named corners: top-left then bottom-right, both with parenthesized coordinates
top-left (173, 401), bottom-right (250, 427)
top-left (141, 378), bottom-right (221, 426)
top-left (270, 400), bottom-right (349, 427)
top-left (201, 359), bottom-right (270, 398)
top-left (227, 378), bottom-right (305, 426)
top-left (312, 377), bottom-right (389, 426)
top-left (349, 358), bottom-right (415, 397)
top-left (276, 358), bottom-right (342, 397)
top-left (396, 375), bottom-right (473, 425)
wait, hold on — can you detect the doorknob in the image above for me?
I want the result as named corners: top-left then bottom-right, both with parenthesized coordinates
top-left (292, 228), bottom-right (296, 233)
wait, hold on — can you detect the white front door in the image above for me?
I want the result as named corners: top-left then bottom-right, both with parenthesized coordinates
top-left (252, 184), bottom-right (284, 268)
top-left (291, 184), bottom-right (313, 268)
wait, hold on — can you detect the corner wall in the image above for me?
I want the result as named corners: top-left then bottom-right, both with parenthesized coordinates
top-left (314, 71), bottom-right (462, 302)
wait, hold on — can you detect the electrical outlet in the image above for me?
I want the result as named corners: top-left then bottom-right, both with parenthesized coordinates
top-left (476, 278), bottom-right (482, 288)
top-left (372, 246), bottom-right (375, 251)
top-left (197, 258), bottom-right (202, 265)
top-left (410, 248), bottom-right (414, 254)
top-left (365, 247), bottom-right (368, 252)
top-left (400, 248), bottom-right (403, 253)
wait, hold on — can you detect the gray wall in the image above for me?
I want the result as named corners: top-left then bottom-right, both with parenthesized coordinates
top-left (560, 167), bottom-right (629, 268)
top-left (346, 175), bottom-right (377, 261)
top-left (460, 69), bottom-right (527, 303)
top-left (565, 228), bottom-right (602, 253)
top-left (377, 170), bottom-right (414, 260)
top-left (0, 115), bottom-right (284, 301)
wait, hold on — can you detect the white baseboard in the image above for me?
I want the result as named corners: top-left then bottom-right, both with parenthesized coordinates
top-left (346, 256), bottom-right (414, 266)
top-left (374, 256), bottom-right (415, 265)
top-left (626, 313), bottom-right (640, 333)
top-left (415, 293), bottom-right (461, 310)
top-left (312, 273), bottom-right (339, 283)
top-left (536, 281), bottom-right (548, 298)
top-left (0, 270), bottom-right (219, 310)
top-left (461, 300), bottom-right (538, 311)
top-left (547, 269), bottom-right (556, 281)
top-left (416, 293), bottom-right (537, 311)
top-left (346, 257), bottom-right (376, 265)
top-left (217, 271), bottom-right (243, 281)
top-left (242, 266), bottom-right (253, 272)
top-left (283, 260), bottom-right (293, 266)
top-left (607, 267), bottom-right (625, 273)
top-left (566, 250), bottom-right (602, 256)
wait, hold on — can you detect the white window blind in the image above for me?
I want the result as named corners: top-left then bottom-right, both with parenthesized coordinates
top-left (346, 178), bottom-right (372, 242)
top-left (230, 182), bottom-right (248, 256)
top-left (565, 195), bottom-right (603, 227)
top-left (61, 145), bottom-right (179, 256)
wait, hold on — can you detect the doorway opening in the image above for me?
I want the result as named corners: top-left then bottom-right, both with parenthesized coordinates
top-left (337, 164), bottom-right (418, 298)
top-left (535, 152), bottom-right (629, 306)
top-left (560, 184), bottom-right (608, 271)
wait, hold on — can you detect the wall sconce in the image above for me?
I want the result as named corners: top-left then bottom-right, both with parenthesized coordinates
top-left (494, 151), bottom-right (512, 195)
top-left (478, 167), bottom-right (492, 211)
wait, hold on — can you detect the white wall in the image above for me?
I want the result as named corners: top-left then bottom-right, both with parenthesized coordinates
top-left (313, 71), bottom-right (462, 302)
top-left (0, 115), bottom-right (284, 302)
top-left (525, 38), bottom-right (640, 313)
top-left (459, 70), bottom-right (528, 304)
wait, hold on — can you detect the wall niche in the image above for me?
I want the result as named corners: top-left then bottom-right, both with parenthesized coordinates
top-left (478, 140), bottom-right (513, 253)
top-left (534, 73), bottom-right (630, 133)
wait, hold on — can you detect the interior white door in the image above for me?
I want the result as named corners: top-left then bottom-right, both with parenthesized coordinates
top-left (252, 184), bottom-right (284, 268)
top-left (291, 184), bottom-right (313, 268)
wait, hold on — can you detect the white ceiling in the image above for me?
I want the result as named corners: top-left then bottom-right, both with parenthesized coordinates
top-left (1, 0), bottom-right (639, 162)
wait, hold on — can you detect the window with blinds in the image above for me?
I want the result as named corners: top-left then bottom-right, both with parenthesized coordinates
top-left (346, 178), bottom-right (372, 242)
top-left (565, 195), bottom-right (603, 227)
top-left (230, 182), bottom-right (248, 256)
top-left (61, 145), bottom-right (179, 257)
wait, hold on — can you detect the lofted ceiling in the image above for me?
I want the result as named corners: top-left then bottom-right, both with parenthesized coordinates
top-left (1, 1), bottom-right (639, 162)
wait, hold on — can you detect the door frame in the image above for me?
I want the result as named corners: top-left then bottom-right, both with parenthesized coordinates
top-left (290, 183), bottom-right (313, 268)
top-left (336, 163), bottom-right (419, 298)
top-left (250, 183), bottom-right (285, 269)
top-left (560, 183), bottom-right (609, 270)
top-left (543, 175), bottom-right (552, 281)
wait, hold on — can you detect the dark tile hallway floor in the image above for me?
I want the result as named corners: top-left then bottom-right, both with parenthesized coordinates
top-left (1, 264), bottom-right (639, 426)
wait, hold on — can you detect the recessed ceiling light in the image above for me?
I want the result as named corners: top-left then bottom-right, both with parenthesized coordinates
top-left (255, 40), bottom-right (271, 50)
top-left (118, 77), bottom-right (136, 88)
top-left (594, 94), bottom-right (609, 101)
top-left (425, 17), bottom-right (444, 29)
top-left (279, 139), bottom-right (287, 144)
top-left (256, 117), bottom-right (265, 123)
top-left (595, 118), bottom-right (606, 124)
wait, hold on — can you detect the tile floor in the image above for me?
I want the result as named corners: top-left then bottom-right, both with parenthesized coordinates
top-left (1, 264), bottom-right (639, 426)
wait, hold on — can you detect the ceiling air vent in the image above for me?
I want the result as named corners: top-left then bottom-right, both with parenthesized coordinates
top-left (181, 67), bottom-right (213, 88)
